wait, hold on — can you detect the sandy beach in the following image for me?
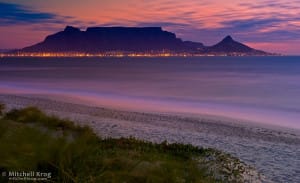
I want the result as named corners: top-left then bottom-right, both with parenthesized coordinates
top-left (0, 94), bottom-right (299, 182)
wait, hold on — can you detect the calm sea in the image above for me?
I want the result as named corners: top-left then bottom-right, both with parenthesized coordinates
top-left (1, 56), bottom-right (300, 129)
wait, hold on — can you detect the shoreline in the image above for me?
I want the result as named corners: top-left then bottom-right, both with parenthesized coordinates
top-left (1, 87), bottom-right (299, 133)
top-left (1, 94), bottom-right (300, 182)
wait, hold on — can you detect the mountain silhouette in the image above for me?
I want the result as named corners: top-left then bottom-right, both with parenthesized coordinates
top-left (206, 35), bottom-right (267, 55)
top-left (19, 26), bottom-right (271, 55)
top-left (21, 26), bottom-right (196, 53)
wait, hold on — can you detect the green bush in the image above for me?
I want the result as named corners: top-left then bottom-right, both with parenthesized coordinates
top-left (4, 106), bottom-right (95, 138)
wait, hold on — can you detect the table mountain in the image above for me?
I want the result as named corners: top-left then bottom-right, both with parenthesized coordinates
top-left (18, 26), bottom-right (271, 55)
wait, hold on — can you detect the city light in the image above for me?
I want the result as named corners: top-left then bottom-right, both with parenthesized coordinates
top-left (0, 51), bottom-right (270, 58)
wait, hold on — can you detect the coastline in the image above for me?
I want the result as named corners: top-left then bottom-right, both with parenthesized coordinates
top-left (0, 94), bottom-right (300, 182)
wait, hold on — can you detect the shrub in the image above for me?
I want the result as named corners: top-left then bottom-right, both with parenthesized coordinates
top-left (0, 106), bottom-right (245, 182)
top-left (0, 103), bottom-right (5, 116)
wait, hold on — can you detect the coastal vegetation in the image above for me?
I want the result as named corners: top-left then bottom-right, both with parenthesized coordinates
top-left (0, 103), bottom-right (5, 116)
top-left (0, 104), bottom-right (258, 182)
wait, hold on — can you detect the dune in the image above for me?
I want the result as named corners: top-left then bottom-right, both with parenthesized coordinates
top-left (0, 93), bottom-right (300, 182)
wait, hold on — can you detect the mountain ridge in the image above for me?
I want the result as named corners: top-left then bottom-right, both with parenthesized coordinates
top-left (18, 26), bottom-right (273, 56)
top-left (205, 35), bottom-right (267, 55)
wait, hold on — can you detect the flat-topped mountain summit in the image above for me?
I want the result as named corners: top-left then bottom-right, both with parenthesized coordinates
top-left (18, 26), bottom-right (272, 56)
top-left (21, 26), bottom-right (189, 53)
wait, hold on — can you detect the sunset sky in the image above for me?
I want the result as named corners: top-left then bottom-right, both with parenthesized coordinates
top-left (0, 0), bottom-right (300, 54)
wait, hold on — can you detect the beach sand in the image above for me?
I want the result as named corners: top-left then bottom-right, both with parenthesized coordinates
top-left (1, 94), bottom-right (299, 182)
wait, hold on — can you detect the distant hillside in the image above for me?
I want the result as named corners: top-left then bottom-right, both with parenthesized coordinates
top-left (17, 26), bottom-right (272, 55)
top-left (0, 49), bottom-right (15, 53)
top-left (21, 26), bottom-right (196, 53)
top-left (205, 36), bottom-right (267, 55)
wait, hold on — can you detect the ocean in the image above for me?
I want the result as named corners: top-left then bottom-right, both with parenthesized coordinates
top-left (1, 56), bottom-right (300, 129)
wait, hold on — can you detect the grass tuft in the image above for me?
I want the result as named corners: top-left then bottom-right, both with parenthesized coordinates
top-left (0, 103), bottom-right (5, 116)
top-left (0, 106), bottom-right (247, 183)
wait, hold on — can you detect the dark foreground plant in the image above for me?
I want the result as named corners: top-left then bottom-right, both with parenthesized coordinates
top-left (0, 103), bottom-right (5, 116)
top-left (0, 107), bottom-right (244, 183)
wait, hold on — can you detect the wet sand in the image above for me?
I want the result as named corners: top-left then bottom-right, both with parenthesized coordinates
top-left (1, 94), bottom-right (300, 183)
